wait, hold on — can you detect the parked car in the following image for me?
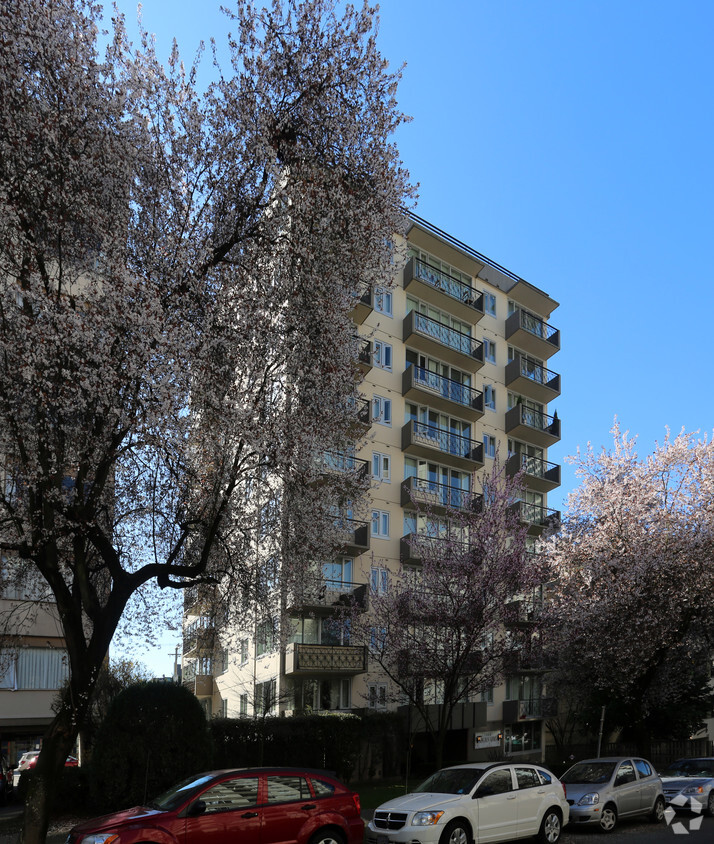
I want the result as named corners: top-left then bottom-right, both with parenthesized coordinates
top-left (560, 756), bottom-right (664, 832)
top-left (12, 751), bottom-right (78, 786)
top-left (660, 757), bottom-right (714, 815)
top-left (366, 762), bottom-right (569, 844)
top-left (66, 767), bottom-right (364, 844)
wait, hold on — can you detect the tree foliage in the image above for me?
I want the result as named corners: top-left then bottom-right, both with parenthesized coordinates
top-left (0, 0), bottom-right (412, 839)
top-left (89, 681), bottom-right (212, 812)
top-left (347, 463), bottom-right (545, 769)
top-left (546, 423), bottom-right (714, 747)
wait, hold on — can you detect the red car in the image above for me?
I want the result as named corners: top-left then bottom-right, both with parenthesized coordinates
top-left (66, 767), bottom-right (364, 844)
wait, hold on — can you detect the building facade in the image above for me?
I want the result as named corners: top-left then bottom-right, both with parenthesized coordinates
top-left (182, 215), bottom-right (561, 759)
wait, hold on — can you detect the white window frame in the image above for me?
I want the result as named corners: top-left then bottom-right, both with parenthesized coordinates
top-left (373, 340), bottom-right (393, 371)
top-left (370, 566), bottom-right (388, 594)
top-left (374, 286), bottom-right (393, 317)
top-left (484, 338), bottom-right (496, 364)
top-left (484, 291), bottom-right (497, 317)
top-left (372, 395), bottom-right (392, 426)
top-left (483, 435), bottom-right (496, 459)
top-left (372, 451), bottom-right (391, 481)
top-left (371, 509), bottom-right (390, 539)
top-left (484, 384), bottom-right (496, 411)
top-left (367, 682), bottom-right (387, 710)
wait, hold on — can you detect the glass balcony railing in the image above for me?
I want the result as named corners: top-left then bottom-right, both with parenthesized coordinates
top-left (402, 476), bottom-right (482, 512)
top-left (407, 310), bottom-right (483, 361)
top-left (406, 420), bottom-right (482, 463)
top-left (407, 366), bottom-right (483, 413)
top-left (410, 258), bottom-right (483, 311)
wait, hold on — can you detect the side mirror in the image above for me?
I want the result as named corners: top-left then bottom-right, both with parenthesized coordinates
top-left (187, 799), bottom-right (207, 817)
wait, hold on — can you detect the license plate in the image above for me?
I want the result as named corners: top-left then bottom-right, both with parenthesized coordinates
top-left (377, 836), bottom-right (389, 844)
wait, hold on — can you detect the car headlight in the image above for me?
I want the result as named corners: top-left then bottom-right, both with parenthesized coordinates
top-left (683, 786), bottom-right (705, 795)
top-left (576, 792), bottom-right (600, 806)
top-left (77, 834), bottom-right (120, 844)
top-left (412, 811), bottom-right (445, 826)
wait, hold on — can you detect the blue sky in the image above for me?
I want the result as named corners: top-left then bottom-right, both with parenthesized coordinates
top-left (108, 0), bottom-right (714, 672)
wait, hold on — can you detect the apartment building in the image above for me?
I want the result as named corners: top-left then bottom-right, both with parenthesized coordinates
top-left (182, 215), bottom-right (561, 758)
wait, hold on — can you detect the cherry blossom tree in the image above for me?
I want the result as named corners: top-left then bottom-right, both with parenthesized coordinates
top-left (546, 423), bottom-right (714, 753)
top-left (0, 0), bottom-right (413, 839)
top-left (346, 463), bottom-right (546, 770)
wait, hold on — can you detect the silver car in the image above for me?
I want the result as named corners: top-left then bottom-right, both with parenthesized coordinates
top-left (560, 756), bottom-right (664, 832)
top-left (660, 757), bottom-right (714, 815)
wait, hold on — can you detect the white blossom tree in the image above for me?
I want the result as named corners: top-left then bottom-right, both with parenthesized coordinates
top-left (0, 0), bottom-right (413, 839)
top-left (546, 423), bottom-right (714, 753)
top-left (346, 463), bottom-right (547, 770)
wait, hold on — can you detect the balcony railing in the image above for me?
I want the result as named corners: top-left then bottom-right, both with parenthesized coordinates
top-left (183, 617), bottom-right (215, 654)
top-left (284, 643), bottom-right (368, 675)
top-left (505, 405), bottom-right (561, 448)
top-left (288, 580), bottom-right (368, 611)
top-left (350, 285), bottom-right (373, 324)
top-left (502, 696), bottom-right (558, 722)
top-left (403, 366), bottom-right (483, 419)
top-left (401, 476), bottom-right (483, 513)
top-left (403, 310), bottom-right (484, 366)
top-left (404, 257), bottom-right (484, 319)
top-left (505, 309), bottom-right (560, 359)
top-left (400, 532), bottom-right (472, 565)
top-left (320, 452), bottom-right (369, 483)
top-left (506, 453), bottom-right (561, 492)
top-left (505, 354), bottom-right (561, 403)
top-left (512, 500), bottom-right (561, 532)
top-left (402, 420), bottom-right (484, 470)
top-left (336, 518), bottom-right (370, 553)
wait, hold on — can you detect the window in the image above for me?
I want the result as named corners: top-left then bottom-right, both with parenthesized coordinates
top-left (477, 769), bottom-right (513, 796)
top-left (218, 648), bottom-right (228, 674)
top-left (371, 509), bottom-right (389, 538)
top-left (372, 396), bottom-right (392, 425)
top-left (267, 776), bottom-right (311, 804)
top-left (480, 686), bottom-right (494, 704)
top-left (483, 338), bottom-right (496, 364)
top-left (368, 682), bottom-right (387, 710)
top-left (484, 291), bottom-right (496, 317)
top-left (372, 452), bottom-right (391, 481)
top-left (240, 638), bottom-right (249, 664)
top-left (312, 779), bottom-right (336, 797)
top-left (256, 620), bottom-right (275, 656)
top-left (201, 775), bottom-right (259, 813)
top-left (239, 693), bottom-right (248, 716)
top-left (634, 759), bottom-right (653, 778)
top-left (515, 768), bottom-right (541, 789)
top-left (0, 648), bottom-right (69, 690)
top-left (483, 435), bottom-right (496, 459)
top-left (484, 384), bottom-right (496, 411)
top-left (370, 566), bottom-right (388, 594)
top-left (373, 340), bottom-right (393, 370)
top-left (255, 678), bottom-right (276, 715)
top-left (615, 761), bottom-right (636, 786)
top-left (374, 286), bottom-right (393, 316)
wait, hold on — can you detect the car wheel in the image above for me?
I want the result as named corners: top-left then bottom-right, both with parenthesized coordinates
top-left (309, 830), bottom-right (346, 844)
top-left (438, 819), bottom-right (472, 844)
top-left (649, 796), bottom-right (665, 823)
top-left (537, 808), bottom-right (562, 844)
top-left (706, 791), bottom-right (714, 817)
top-left (599, 804), bottom-right (617, 833)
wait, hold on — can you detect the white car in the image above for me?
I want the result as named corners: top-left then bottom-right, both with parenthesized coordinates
top-left (366, 762), bottom-right (569, 844)
top-left (660, 757), bottom-right (714, 815)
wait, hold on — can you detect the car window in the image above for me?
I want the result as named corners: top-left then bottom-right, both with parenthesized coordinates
top-left (200, 776), bottom-right (259, 814)
top-left (311, 778), bottom-right (336, 797)
top-left (561, 762), bottom-right (615, 784)
top-left (515, 768), bottom-right (541, 789)
top-left (634, 759), bottom-right (652, 779)
top-left (615, 762), bottom-right (636, 786)
top-left (661, 759), bottom-right (714, 778)
top-left (415, 768), bottom-right (485, 794)
top-left (476, 769), bottom-right (513, 796)
top-left (537, 769), bottom-right (552, 785)
top-left (266, 775), bottom-right (311, 804)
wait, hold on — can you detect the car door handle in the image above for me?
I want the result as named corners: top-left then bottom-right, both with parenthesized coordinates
top-left (302, 804), bottom-right (317, 811)
top-left (242, 812), bottom-right (259, 818)
top-left (506, 795), bottom-right (517, 800)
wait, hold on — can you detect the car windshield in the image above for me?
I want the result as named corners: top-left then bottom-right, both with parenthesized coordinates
top-left (149, 774), bottom-right (216, 811)
top-left (661, 760), bottom-right (714, 778)
top-left (414, 768), bottom-right (485, 795)
top-left (561, 762), bottom-right (616, 785)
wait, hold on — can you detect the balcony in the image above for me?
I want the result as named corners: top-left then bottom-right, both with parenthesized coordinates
top-left (505, 309), bottom-right (560, 360)
top-left (319, 452), bottom-right (370, 484)
top-left (356, 338), bottom-right (373, 374)
top-left (503, 599), bottom-right (540, 628)
top-left (287, 580), bottom-right (368, 613)
top-left (182, 662), bottom-right (215, 697)
top-left (284, 642), bottom-right (368, 676)
top-left (183, 618), bottom-right (215, 656)
top-left (403, 310), bottom-right (484, 370)
top-left (350, 285), bottom-right (372, 325)
top-left (505, 354), bottom-right (561, 405)
top-left (502, 697), bottom-right (558, 722)
top-left (400, 533), bottom-right (471, 566)
top-left (506, 453), bottom-right (561, 493)
top-left (401, 477), bottom-right (483, 515)
top-left (402, 420), bottom-right (484, 471)
top-left (511, 500), bottom-right (561, 534)
top-left (505, 405), bottom-right (561, 449)
top-left (403, 257), bottom-right (485, 323)
top-left (337, 518), bottom-right (370, 554)
top-left (402, 366), bottom-right (484, 422)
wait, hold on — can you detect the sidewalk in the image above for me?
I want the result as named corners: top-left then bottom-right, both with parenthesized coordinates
top-left (0, 803), bottom-right (78, 844)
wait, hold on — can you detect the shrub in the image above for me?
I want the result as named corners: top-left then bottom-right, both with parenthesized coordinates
top-left (89, 682), bottom-right (212, 813)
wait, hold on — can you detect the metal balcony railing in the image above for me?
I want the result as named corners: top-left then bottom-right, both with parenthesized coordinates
top-left (406, 310), bottom-right (484, 361)
top-left (409, 257), bottom-right (484, 312)
top-left (405, 366), bottom-right (484, 414)
top-left (404, 420), bottom-right (483, 463)
top-left (401, 476), bottom-right (482, 512)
